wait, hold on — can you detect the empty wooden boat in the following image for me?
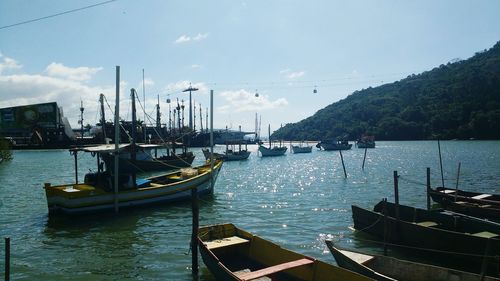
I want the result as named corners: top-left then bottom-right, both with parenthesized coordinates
top-left (326, 240), bottom-right (500, 281)
top-left (198, 223), bottom-right (375, 281)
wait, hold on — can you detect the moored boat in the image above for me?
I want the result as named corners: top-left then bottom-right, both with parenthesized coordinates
top-left (429, 186), bottom-right (500, 206)
top-left (197, 223), bottom-right (375, 281)
top-left (351, 199), bottom-right (500, 276)
top-left (43, 145), bottom-right (223, 215)
top-left (356, 135), bottom-right (375, 149)
top-left (259, 144), bottom-right (287, 157)
top-left (291, 141), bottom-right (313, 153)
top-left (326, 240), bottom-right (500, 281)
top-left (317, 139), bottom-right (352, 151)
top-left (202, 141), bottom-right (251, 161)
top-left (259, 124), bottom-right (287, 157)
top-left (429, 187), bottom-right (500, 222)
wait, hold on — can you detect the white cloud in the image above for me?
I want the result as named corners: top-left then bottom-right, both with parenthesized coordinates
top-left (190, 64), bottom-right (202, 69)
top-left (217, 89), bottom-right (288, 113)
top-left (174, 33), bottom-right (209, 44)
top-left (279, 68), bottom-right (290, 74)
top-left (45, 62), bottom-right (102, 81)
top-left (174, 35), bottom-right (191, 44)
top-left (287, 71), bottom-right (305, 79)
top-left (193, 33), bottom-right (209, 41)
top-left (0, 55), bottom-right (22, 74)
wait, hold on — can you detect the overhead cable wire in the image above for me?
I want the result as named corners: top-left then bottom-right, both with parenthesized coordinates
top-left (0, 0), bottom-right (117, 30)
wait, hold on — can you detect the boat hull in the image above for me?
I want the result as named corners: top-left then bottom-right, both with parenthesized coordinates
top-left (319, 143), bottom-right (352, 151)
top-left (291, 146), bottom-right (313, 153)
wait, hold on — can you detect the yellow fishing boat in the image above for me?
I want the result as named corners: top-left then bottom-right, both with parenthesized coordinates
top-left (44, 145), bottom-right (223, 215)
top-left (198, 223), bottom-right (375, 281)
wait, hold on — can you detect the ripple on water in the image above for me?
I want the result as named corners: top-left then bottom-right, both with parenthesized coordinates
top-left (1, 141), bottom-right (499, 280)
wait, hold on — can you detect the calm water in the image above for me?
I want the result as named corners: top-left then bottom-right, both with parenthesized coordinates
top-left (1, 141), bottom-right (499, 280)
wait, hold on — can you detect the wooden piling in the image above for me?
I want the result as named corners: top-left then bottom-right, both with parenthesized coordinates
top-left (382, 199), bottom-right (388, 256)
top-left (339, 150), bottom-right (347, 178)
top-left (5, 237), bottom-right (10, 281)
top-left (72, 150), bottom-right (78, 184)
top-left (393, 171), bottom-right (400, 222)
top-left (362, 147), bottom-right (367, 170)
top-left (426, 167), bottom-right (431, 210)
top-left (454, 162), bottom-right (461, 202)
top-left (191, 187), bottom-right (199, 277)
top-left (437, 140), bottom-right (445, 188)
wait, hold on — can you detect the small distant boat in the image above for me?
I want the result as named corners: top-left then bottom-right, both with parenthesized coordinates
top-left (259, 144), bottom-right (288, 157)
top-left (429, 187), bottom-right (500, 222)
top-left (259, 124), bottom-right (287, 157)
top-left (326, 240), bottom-right (500, 281)
top-left (317, 139), bottom-right (352, 151)
top-left (197, 223), bottom-right (374, 281)
top-left (291, 141), bottom-right (313, 153)
top-left (202, 141), bottom-right (251, 161)
top-left (44, 145), bottom-right (223, 215)
top-left (352, 199), bottom-right (500, 276)
top-left (356, 135), bottom-right (375, 149)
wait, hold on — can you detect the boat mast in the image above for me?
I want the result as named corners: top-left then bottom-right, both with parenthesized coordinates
top-left (268, 124), bottom-right (271, 148)
top-left (130, 88), bottom-right (137, 187)
top-left (142, 69), bottom-right (146, 143)
top-left (79, 100), bottom-right (84, 141)
top-left (99, 93), bottom-right (107, 142)
top-left (193, 101), bottom-right (196, 132)
top-left (156, 94), bottom-right (161, 131)
top-left (199, 104), bottom-right (203, 132)
top-left (114, 66), bottom-right (120, 213)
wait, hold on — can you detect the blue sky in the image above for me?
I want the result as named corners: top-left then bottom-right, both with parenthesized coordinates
top-left (1, 0), bottom-right (499, 135)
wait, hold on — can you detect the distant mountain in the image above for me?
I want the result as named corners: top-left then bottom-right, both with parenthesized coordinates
top-left (274, 41), bottom-right (500, 140)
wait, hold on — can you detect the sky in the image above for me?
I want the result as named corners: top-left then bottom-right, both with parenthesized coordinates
top-left (1, 0), bottom-right (499, 136)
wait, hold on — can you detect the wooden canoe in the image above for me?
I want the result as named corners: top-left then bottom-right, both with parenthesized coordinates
top-left (326, 240), bottom-right (500, 281)
top-left (429, 187), bottom-right (500, 222)
top-left (352, 200), bottom-right (500, 277)
top-left (198, 223), bottom-right (375, 281)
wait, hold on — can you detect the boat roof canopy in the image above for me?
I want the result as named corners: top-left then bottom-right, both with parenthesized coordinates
top-left (70, 143), bottom-right (179, 153)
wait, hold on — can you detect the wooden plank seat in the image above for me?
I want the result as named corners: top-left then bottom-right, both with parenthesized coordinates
top-left (205, 236), bottom-right (249, 250)
top-left (442, 189), bottom-right (456, 194)
top-left (472, 231), bottom-right (499, 239)
top-left (416, 221), bottom-right (438, 227)
top-left (472, 194), bottom-right (492, 200)
top-left (236, 258), bottom-right (314, 281)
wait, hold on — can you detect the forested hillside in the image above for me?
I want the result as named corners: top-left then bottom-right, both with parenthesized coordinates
top-left (274, 41), bottom-right (500, 140)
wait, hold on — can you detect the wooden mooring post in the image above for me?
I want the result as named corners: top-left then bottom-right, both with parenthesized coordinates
top-left (191, 187), bottom-right (199, 277)
top-left (393, 171), bottom-right (400, 222)
top-left (454, 162), bottom-right (461, 202)
top-left (339, 150), bottom-right (347, 178)
top-left (437, 140), bottom-right (445, 188)
top-left (426, 167), bottom-right (431, 210)
top-left (5, 237), bottom-right (10, 281)
top-left (362, 147), bottom-right (368, 170)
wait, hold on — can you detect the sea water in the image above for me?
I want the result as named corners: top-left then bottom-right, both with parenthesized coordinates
top-left (0, 141), bottom-right (499, 280)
